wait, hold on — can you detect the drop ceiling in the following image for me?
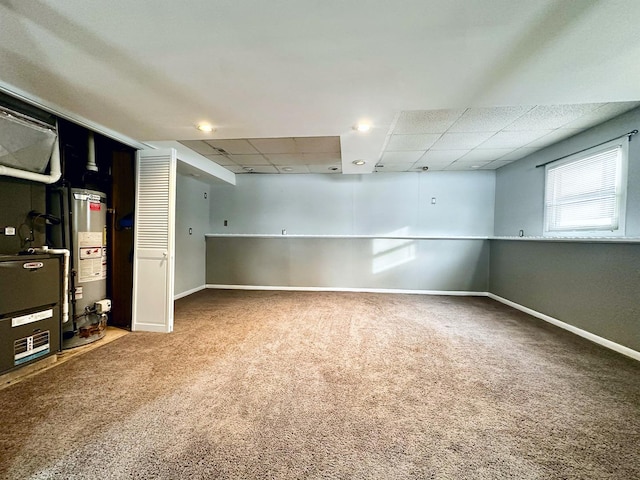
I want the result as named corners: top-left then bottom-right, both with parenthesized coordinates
top-left (1, 1), bottom-right (639, 176)
top-left (180, 102), bottom-right (639, 174)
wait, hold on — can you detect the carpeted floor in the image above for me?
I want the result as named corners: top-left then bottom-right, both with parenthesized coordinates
top-left (0, 290), bottom-right (638, 479)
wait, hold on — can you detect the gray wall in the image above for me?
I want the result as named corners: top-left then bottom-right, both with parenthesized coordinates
top-left (490, 240), bottom-right (640, 351)
top-left (491, 107), bottom-right (640, 352)
top-left (206, 171), bottom-right (495, 292)
top-left (210, 171), bottom-right (495, 236)
top-left (495, 107), bottom-right (640, 237)
top-left (207, 237), bottom-right (489, 292)
top-left (0, 177), bottom-right (46, 254)
top-left (174, 173), bottom-right (210, 296)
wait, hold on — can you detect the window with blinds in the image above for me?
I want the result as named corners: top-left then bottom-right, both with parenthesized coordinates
top-left (544, 138), bottom-right (628, 236)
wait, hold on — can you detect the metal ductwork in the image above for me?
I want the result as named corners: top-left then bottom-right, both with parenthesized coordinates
top-left (0, 106), bottom-right (60, 184)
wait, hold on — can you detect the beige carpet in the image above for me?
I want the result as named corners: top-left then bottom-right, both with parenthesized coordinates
top-left (0, 290), bottom-right (638, 479)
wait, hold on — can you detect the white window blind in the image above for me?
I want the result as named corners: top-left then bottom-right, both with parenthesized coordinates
top-left (544, 138), bottom-right (628, 235)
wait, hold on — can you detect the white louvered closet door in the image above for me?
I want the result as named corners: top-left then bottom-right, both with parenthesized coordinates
top-left (132, 149), bottom-right (177, 332)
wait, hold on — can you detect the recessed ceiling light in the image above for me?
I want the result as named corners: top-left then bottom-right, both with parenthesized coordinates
top-left (355, 123), bottom-right (371, 133)
top-left (471, 165), bottom-right (481, 169)
top-left (243, 167), bottom-right (254, 172)
top-left (282, 167), bottom-right (293, 172)
top-left (422, 166), bottom-right (429, 171)
top-left (352, 160), bottom-right (366, 166)
top-left (196, 123), bottom-right (214, 133)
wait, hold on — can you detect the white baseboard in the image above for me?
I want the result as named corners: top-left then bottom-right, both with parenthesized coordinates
top-left (174, 285), bottom-right (206, 300)
top-left (487, 293), bottom-right (640, 362)
top-left (205, 284), bottom-right (487, 296)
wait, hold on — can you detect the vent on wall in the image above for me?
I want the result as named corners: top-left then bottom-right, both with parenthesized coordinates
top-left (14, 330), bottom-right (50, 365)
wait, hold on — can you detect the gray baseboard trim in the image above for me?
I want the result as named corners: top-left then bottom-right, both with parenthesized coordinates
top-left (174, 285), bottom-right (206, 300)
top-left (487, 293), bottom-right (640, 362)
top-left (206, 284), bottom-right (487, 296)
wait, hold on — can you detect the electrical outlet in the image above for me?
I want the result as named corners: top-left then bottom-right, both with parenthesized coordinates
top-left (224, 220), bottom-right (228, 227)
top-left (431, 197), bottom-right (436, 205)
top-left (189, 227), bottom-right (193, 235)
top-left (204, 192), bottom-right (207, 199)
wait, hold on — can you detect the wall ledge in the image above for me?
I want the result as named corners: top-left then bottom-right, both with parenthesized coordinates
top-left (491, 236), bottom-right (640, 244)
top-left (206, 234), bottom-right (640, 243)
top-left (487, 293), bottom-right (640, 362)
top-left (205, 234), bottom-right (489, 240)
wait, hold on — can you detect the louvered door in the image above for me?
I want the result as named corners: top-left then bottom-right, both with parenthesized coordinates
top-left (132, 149), bottom-right (176, 332)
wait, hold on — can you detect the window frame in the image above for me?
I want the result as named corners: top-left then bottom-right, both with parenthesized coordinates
top-left (543, 137), bottom-right (629, 238)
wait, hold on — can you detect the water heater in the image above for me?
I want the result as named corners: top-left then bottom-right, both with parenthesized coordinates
top-left (62, 187), bottom-right (109, 348)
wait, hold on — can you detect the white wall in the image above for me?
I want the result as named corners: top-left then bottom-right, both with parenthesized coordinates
top-left (174, 173), bottom-right (210, 296)
top-left (209, 171), bottom-right (496, 236)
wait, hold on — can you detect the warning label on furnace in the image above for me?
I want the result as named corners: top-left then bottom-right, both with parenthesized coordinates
top-left (78, 231), bottom-right (107, 283)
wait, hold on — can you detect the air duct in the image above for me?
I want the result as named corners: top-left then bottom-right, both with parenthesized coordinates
top-left (0, 106), bottom-right (61, 184)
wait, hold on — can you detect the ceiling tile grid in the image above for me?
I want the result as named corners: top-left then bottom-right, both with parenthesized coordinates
top-left (180, 136), bottom-right (343, 174)
top-left (376, 101), bottom-right (640, 172)
top-left (179, 102), bottom-right (639, 174)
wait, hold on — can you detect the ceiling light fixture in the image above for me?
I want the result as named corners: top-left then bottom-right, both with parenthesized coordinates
top-left (355, 123), bottom-right (371, 133)
top-left (352, 160), bottom-right (366, 166)
top-left (422, 166), bottom-right (429, 171)
top-left (282, 167), bottom-right (293, 172)
top-left (196, 123), bottom-right (214, 133)
top-left (243, 167), bottom-right (254, 172)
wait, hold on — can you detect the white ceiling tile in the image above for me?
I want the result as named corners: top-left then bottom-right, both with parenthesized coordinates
top-left (238, 165), bottom-right (279, 174)
top-left (503, 104), bottom-right (602, 131)
top-left (264, 153), bottom-right (302, 164)
top-left (375, 163), bottom-right (415, 172)
top-left (393, 109), bottom-right (466, 134)
top-left (444, 162), bottom-right (484, 171)
top-left (205, 139), bottom-right (259, 154)
top-left (204, 154), bottom-right (236, 166)
top-left (248, 137), bottom-right (297, 154)
top-left (226, 154), bottom-right (270, 165)
top-left (430, 132), bottom-right (495, 150)
top-left (479, 130), bottom-right (551, 149)
top-left (222, 164), bottom-right (247, 173)
top-left (413, 160), bottom-right (455, 170)
top-left (561, 101), bottom-right (640, 129)
top-left (275, 165), bottom-right (310, 174)
top-left (294, 136), bottom-right (341, 153)
top-left (308, 165), bottom-right (341, 174)
top-left (415, 150), bottom-right (469, 164)
top-left (447, 106), bottom-right (534, 132)
top-left (526, 128), bottom-right (582, 148)
top-left (457, 148), bottom-right (513, 162)
top-left (420, 164), bottom-right (448, 171)
top-left (481, 160), bottom-right (514, 170)
top-left (385, 134), bottom-right (441, 151)
top-left (449, 159), bottom-right (492, 167)
top-left (301, 153), bottom-right (342, 164)
top-left (498, 147), bottom-right (541, 161)
top-left (380, 151), bottom-right (424, 163)
top-left (179, 140), bottom-right (221, 155)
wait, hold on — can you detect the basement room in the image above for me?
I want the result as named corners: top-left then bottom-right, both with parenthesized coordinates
top-left (0, 1), bottom-right (639, 479)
